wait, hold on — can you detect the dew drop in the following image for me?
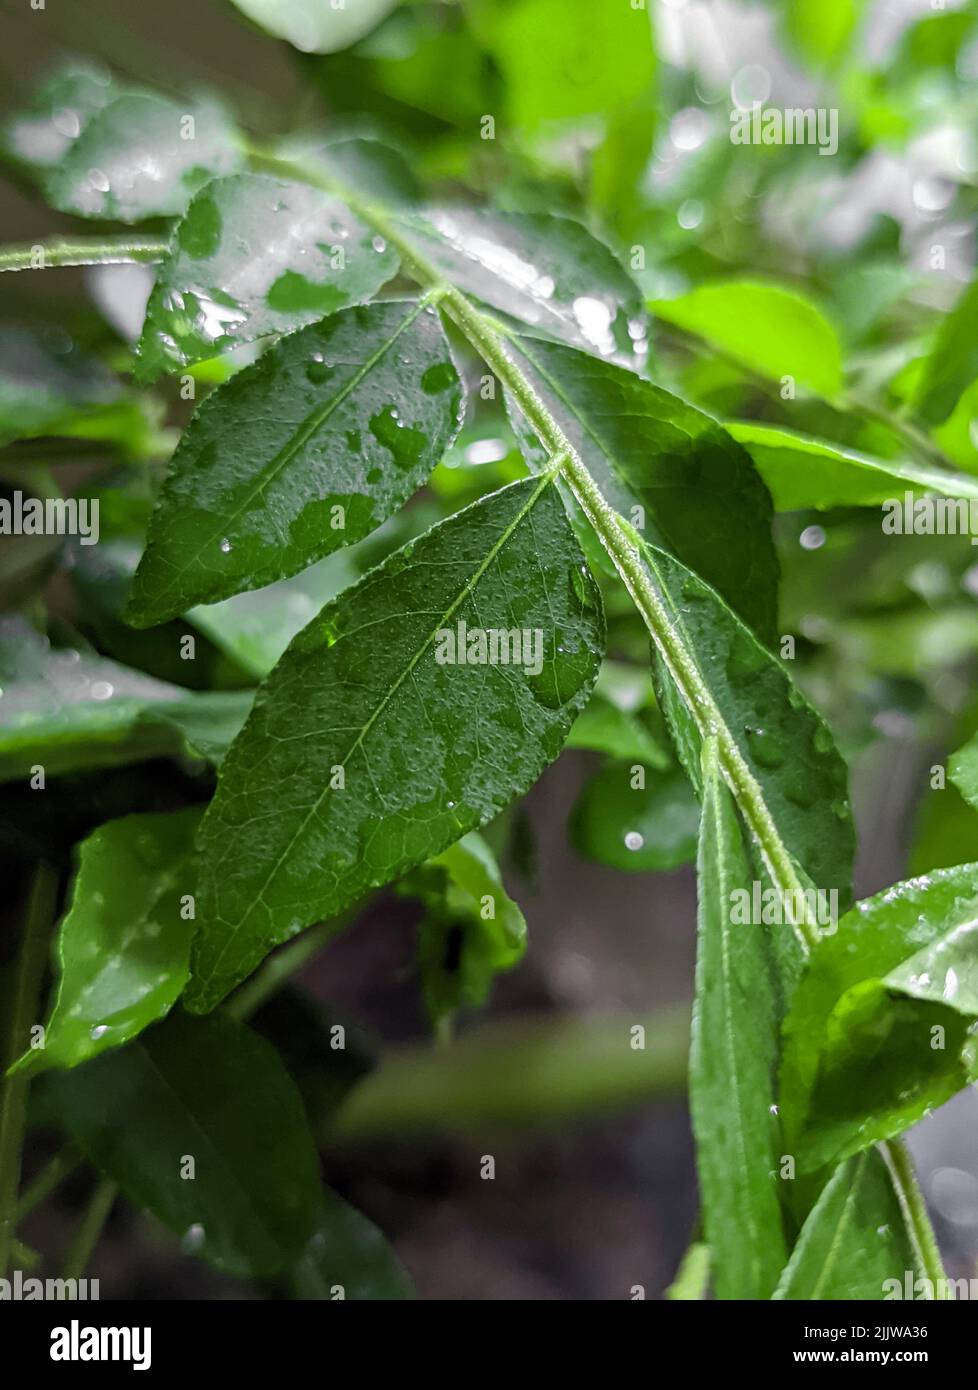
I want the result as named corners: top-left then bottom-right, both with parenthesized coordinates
top-left (219, 538), bottom-right (233, 554)
top-left (624, 831), bottom-right (644, 852)
top-left (90, 1024), bottom-right (109, 1040)
top-left (90, 681), bottom-right (114, 701)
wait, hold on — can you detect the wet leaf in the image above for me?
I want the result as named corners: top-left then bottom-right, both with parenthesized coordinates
top-left (571, 760), bottom-right (699, 872)
top-left (9, 809), bottom-right (200, 1076)
top-left (186, 476), bottom-right (604, 1012)
top-left (949, 730), bottom-right (978, 810)
top-left (291, 1190), bottom-right (413, 1300)
top-left (690, 740), bottom-right (788, 1299)
top-left (45, 1011), bottom-right (323, 1277)
top-left (136, 173), bottom-right (399, 379)
top-left (127, 299), bottom-right (463, 625)
top-left (1, 58), bottom-right (118, 171)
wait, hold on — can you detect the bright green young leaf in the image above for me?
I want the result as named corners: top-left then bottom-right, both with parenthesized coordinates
top-left (781, 864), bottom-right (978, 1172)
top-left (1, 58), bottom-right (118, 170)
top-left (229, 0), bottom-right (397, 54)
top-left (400, 831), bottom-right (527, 1027)
top-left (126, 299), bottom-right (462, 625)
top-left (0, 617), bottom-right (189, 781)
top-left (45, 1011), bottom-right (323, 1277)
top-left (949, 731), bottom-right (978, 810)
top-left (45, 92), bottom-right (241, 223)
top-left (396, 209), bottom-right (645, 363)
top-left (914, 279), bottom-right (978, 425)
top-left (9, 809), bottom-right (200, 1076)
top-left (571, 760), bottom-right (699, 872)
top-left (480, 0), bottom-right (655, 127)
top-left (773, 1144), bottom-right (947, 1300)
top-left (642, 541), bottom-right (855, 902)
top-left (186, 476), bottom-right (604, 1012)
top-left (291, 1190), bottom-right (413, 1300)
top-left (784, 0), bottom-right (861, 69)
top-left (508, 334), bottom-right (780, 642)
top-left (665, 1242), bottom-right (710, 1301)
top-left (727, 421), bottom-right (978, 511)
top-left (136, 174), bottom-right (399, 380)
top-left (566, 691), bottom-right (670, 767)
top-left (689, 739), bottom-right (788, 1300)
top-left (650, 280), bottom-right (844, 399)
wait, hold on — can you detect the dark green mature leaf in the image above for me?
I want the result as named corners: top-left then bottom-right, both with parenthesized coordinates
top-left (401, 831), bottom-right (526, 1027)
top-left (915, 279), bottom-right (978, 425)
top-left (690, 739), bottom-right (788, 1300)
top-left (949, 731), bottom-right (978, 809)
top-left (396, 209), bottom-right (645, 363)
top-left (651, 280), bottom-right (844, 399)
top-left (642, 541), bottom-right (855, 902)
top-left (571, 760), bottom-right (699, 872)
top-left (45, 93), bottom-right (242, 223)
top-left (136, 174), bottom-right (399, 380)
top-left (10, 809), bottom-right (199, 1076)
top-left (508, 334), bottom-right (779, 642)
top-left (781, 865), bottom-right (978, 1172)
top-left (46, 1011), bottom-right (322, 1277)
top-left (728, 422), bottom-right (978, 511)
top-left (229, 0), bottom-right (397, 53)
top-left (186, 476), bottom-right (604, 1012)
top-left (773, 1146), bottom-right (945, 1300)
top-left (127, 300), bottom-right (462, 625)
top-left (0, 617), bottom-right (189, 781)
top-left (1, 58), bottom-right (118, 170)
top-left (292, 1190), bottom-right (413, 1300)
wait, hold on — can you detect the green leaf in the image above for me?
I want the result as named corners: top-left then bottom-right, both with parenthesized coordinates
top-left (689, 739), bottom-right (788, 1299)
top-left (507, 334), bottom-right (779, 642)
top-left (478, 0), bottom-right (655, 127)
top-left (1, 58), bottom-right (118, 170)
top-left (45, 1011), bottom-right (322, 1277)
top-left (45, 92), bottom-right (242, 223)
top-left (914, 278), bottom-right (978, 425)
top-left (0, 617), bottom-right (190, 781)
top-left (781, 864), bottom-right (978, 1171)
top-left (136, 173), bottom-right (399, 380)
top-left (291, 1190), bottom-right (413, 1300)
top-left (571, 760), bottom-right (699, 872)
top-left (396, 209), bottom-right (644, 363)
top-left (949, 731), bottom-right (978, 810)
top-left (566, 692), bottom-right (669, 766)
top-left (228, 0), bottom-right (397, 54)
top-left (126, 299), bottom-right (463, 625)
top-left (651, 280), bottom-right (844, 399)
top-left (642, 541), bottom-right (855, 902)
top-left (784, 0), bottom-right (861, 69)
top-left (146, 690), bottom-right (253, 766)
top-left (727, 422), bottom-right (978, 511)
top-left (400, 831), bottom-right (527, 1027)
top-left (9, 809), bottom-right (199, 1076)
top-left (665, 1242), bottom-right (710, 1301)
top-left (773, 1145), bottom-right (946, 1300)
top-left (186, 475), bottom-right (604, 1012)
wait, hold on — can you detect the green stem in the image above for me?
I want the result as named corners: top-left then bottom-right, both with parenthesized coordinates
top-left (0, 236), bottom-right (168, 274)
top-left (225, 911), bottom-right (356, 1022)
top-left (15, 1147), bottom-right (82, 1222)
top-left (881, 1139), bottom-right (949, 1297)
top-left (62, 1179), bottom-right (116, 1282)
top-left (0, 862), bottom-right (58, 1276)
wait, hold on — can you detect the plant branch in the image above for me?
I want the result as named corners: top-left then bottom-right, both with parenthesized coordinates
top-left (881, 1139), bottom-right (949, 1295)
top-left (15, 1147), bottom-right (83, 1222)
top-left (62, 1179), bottom-right (116, 1282)
top-left (0, 861), bottom-right (58, 1276)
top-left (0, 236), bottom-right (168, 274)
top-left (225, 910), bottom-right (357, 1022)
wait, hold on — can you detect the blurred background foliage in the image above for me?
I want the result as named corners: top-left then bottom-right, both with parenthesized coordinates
top-left (3, 0), bottom-right (978, 1298)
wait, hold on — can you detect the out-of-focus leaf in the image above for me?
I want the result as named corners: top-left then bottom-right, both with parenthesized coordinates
top-left (915, 279), bottom-right (978, 425)
top-left (728, 422), bottom-right (978, 510)
top-left (291, 1190), bottom-right (413, 1300)
top-left (508, 333), bottom-right (779, 642)
top-left (571, 759), bottom-right (699, 872)
top-left (690, 739), bottom-right (787, 1299)
top-left (781, 864), bottom-right (978, 1172)
top-left (401, 831), bottom-right (526, 1026)
top-left (185, 477), bottom-right (604, 1012)
top-left (136, 174), bottom-right (399, 379)
top-left (9, 809), bottom-right (199, 1076)
top-left (773, 1145), bottom-right (946, 1300)
top-left (45, 1011), bottom-right (323, 1277)
top-left (146, 690), bottom-right (253, 766)
top-left (949, 731), bottom-right (978, 810)
top-left (651, 280), bottom-right (844, 399)
top-left (566, 691), bottom-right (669, 766)
top-left (45, 93), bottom-right (242, 223)
top-left (127, 300), bottom-right (462, 625)
top-left (784, 0), bottom-right (861, 69)
top-left (1, 58), bottom-right (117, 170)
top-left (228, 0), bottom-right (397, 54)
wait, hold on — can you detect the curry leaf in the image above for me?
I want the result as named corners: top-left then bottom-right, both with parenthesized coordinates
top-left (914, 278), bottom-right (978, 425)
top-left (228, 0), bottom-right (397, 54)
top-left (185, 476), bottom-right (604, 1012)
top-left (949, 731), bottom-right (978, 810)
top-left (291, 1190), bottom-right (413, 1300)
top-left (9, 809), bottom-right (200, 1076)
top-left (127, 299), bottom-right (462, 626)
top-left (571, 760), bottom-right (699, 872)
